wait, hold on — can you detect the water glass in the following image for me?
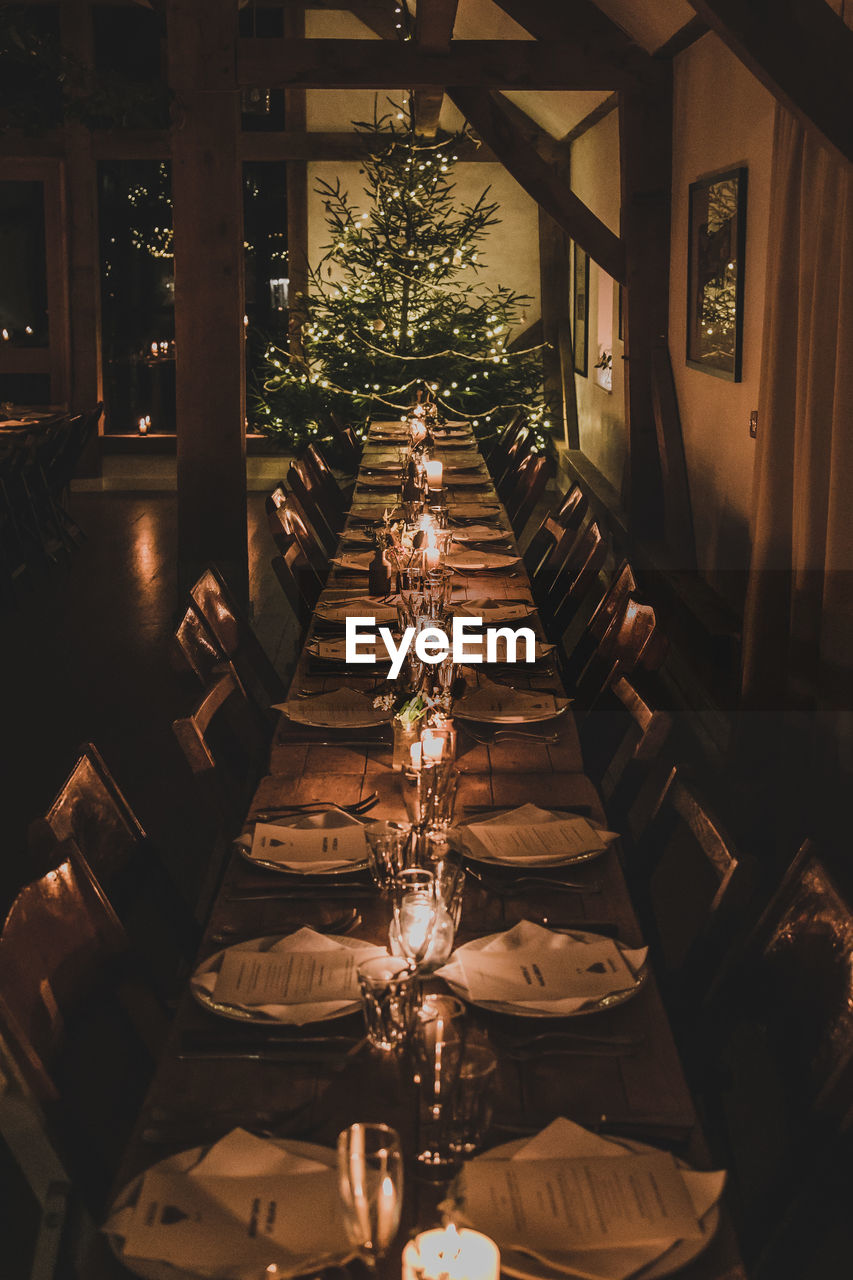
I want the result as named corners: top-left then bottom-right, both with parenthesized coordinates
top-left (391, 869), bottom-right (438, 969)
top-left (447, 1043), bottom-right (498, 1156)
top-left (411, 1023), bottom-right (465, 1169)
top-left (365, 820), bottom-right (413, 890)
top-left (417, 759), bottom-right (459, 832)
top-left (357, 955), bottom-right (420, 1052)
top-left (424, 835), bottom-right (465, 930)
top-left (336, 1123), bottom-right (403, 1267)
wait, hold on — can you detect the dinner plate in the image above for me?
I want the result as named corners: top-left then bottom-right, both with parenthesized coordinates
top-left (356, 474), bottom-right (402, 490)
top-left (456, 805), bottom-right (607, 868)
top-left (451, 525), bottom-right (510, 545)
top-left (191, 932), bottom-right (378, 1024)
top-left (106, 1139), bottom-right (349, 1280)
top-left (441, 928), bottom-right (647, 1018)
top-left (308, 635), bottom-right (392, 664)
top-left (277, 689), bottom-right (392, 728)
top-left (236, 808), bottom-right (370, 876)
top-left (314, 595), bottom-right (399, 624)
top-left (466, 1138), bottom-right (720, 1280)
top-left (446, 550), bottom-right (520, 572)
top-left (453, 689), bottom-right (570, 725)
top-left (331, 551), bottom-right (373, 572)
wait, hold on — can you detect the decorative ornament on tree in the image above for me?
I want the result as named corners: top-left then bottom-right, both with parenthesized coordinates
top-left (252, 102), bottom-right (549, 451)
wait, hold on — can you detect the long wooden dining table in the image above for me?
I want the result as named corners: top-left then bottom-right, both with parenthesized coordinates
top-left (109, 421), bottom-right (744, 1279)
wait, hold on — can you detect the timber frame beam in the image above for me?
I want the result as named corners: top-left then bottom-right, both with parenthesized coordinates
top-left (686, 0), bottom-right (853, 168)
top-left (412, 0), bottom-right (459, 138)
top-left (447, 87), bottom-right (625, 284)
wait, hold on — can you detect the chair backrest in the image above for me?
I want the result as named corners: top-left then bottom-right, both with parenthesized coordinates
top-left (266, 483), bottom-right (328, 582)
top-left (326, 412), bottom-right (362, 471)
top-left (506, 451), bottom-right (555, 535)
top-left (562, 558), bottom-right (637, 685)
top-left (175, 601), bottom-right (229, 687)
top-left (484, 411), bottom-right (523, 469)
top-left (553, 483), bottom-right (588, 532)
top-left (270, 539), bottom-right (317, 631)
top-left (573, 593), bottom-right (668, 711)
top-left (635, 767), bottom-right (753, 1001)
top-left (495, 425), bottom-right (531, 501)
top-left (0, 842), bottom-right (159, 1211)
top-left (287, 458), bottom-right (339, 552)
top-left (304, 443), bottom-right (348, 528)
top-left (189, 565), bottom-right (286, 708)
top-left (703, 841), bottom-right (853, 1261)
top-left (523, 513), bottom-right (576, 595)
top-left (548, 520), bottom-right (608, 635)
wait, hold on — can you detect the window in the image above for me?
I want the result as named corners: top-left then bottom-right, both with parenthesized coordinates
top-left (243, 162), bottom-right (288, 429)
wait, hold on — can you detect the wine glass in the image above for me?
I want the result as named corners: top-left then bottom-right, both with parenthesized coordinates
top-left (336, 1123), bottom-right (403, 1268)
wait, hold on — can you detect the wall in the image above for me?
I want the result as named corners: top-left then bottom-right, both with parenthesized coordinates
top-left (569, 108), bottom-right (627, 492)
top-left (670, 34), bottom-right (775, 608)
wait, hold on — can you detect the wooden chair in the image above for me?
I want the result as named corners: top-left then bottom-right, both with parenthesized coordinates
top-left (326, 412), bottom-right (362, 472)
top-left (189, 565), bottom-right (286, 710)
top-left (0, 843), bottom-right (164, 1213)
top-left (270, 534), bottom-right (322, 630)
top-left (175, 601), bottom-right (229, 687)
top-left (494, 424), bottom-right (531, 502)
top-left (630, 767), bottom-right (755, 1008)
top-left (29, 743), bottom-right (199, 999)
top-left (580, 672), bottom-right (674, 841)
top-left (545, 519), bottom-right (608, 636)
top-left (483, 410), bottom-right (523, 471)
top-left (505, 451), bottom-right (555, 536)
top-left (287, 457), bottom-right (340, 553)
top-left (695, 841), bottom-right (853, 1266)
top-left (266, 482), bottom-right (329, 584)
top-left (172, 671), bottom-right (269, 839)
top-left (572, 593), bottom-right (668, 713)
top-left (563, 558), bottom-right (637, 685)
top-left (304, 442), bottom-right (353, 526)
top-left (552, 483), bottom-right (588, 532)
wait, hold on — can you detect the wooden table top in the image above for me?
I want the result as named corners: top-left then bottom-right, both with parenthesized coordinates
top-left (110, 421), bottom-right (743, 1279)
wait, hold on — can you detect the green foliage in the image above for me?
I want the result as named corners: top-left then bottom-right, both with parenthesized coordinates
top-left (252, 104), bottom-right (548, 449)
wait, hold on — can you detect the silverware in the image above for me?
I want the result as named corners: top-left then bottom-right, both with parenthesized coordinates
top-left (465, 867), bottom-right (602, 894)
top-left (209, 909), bottom-right (361, 944)
top-left (254, 792), bottom-right (378, 818)
top-left (463, 728), bottom-right (560, 745)
top-left (226, 886), bottom-right (377, 902)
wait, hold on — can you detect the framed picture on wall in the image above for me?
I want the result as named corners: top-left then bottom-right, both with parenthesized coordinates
top-left (686, 166), bottom-right (747, 380)
top-left (572, 241), bottom-right (589, 376)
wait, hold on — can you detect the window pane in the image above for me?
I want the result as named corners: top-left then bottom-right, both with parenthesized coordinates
top-left (238, 4), bottom-right (286, 131)
top-left (99, 160), bottom-right (175, 434)
top-left (243, 162), bottom-right (288, 429)
top-left (0, 181), bottom-right (48, 347)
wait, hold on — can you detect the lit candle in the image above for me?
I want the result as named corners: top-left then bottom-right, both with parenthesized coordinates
top-left (424, 543), bottom-right (441, 572)
top-left (137, 415), bottom-right (151, 435)
top-left (410, 741), bottom-right (422, 771)
top-left (421, 727), bottom-right (444, 764)
top-left (402, 1226), bottom-right (500, 1280)
top-left (150, 341), bottom-right (158, 356)
top-left (411, 420), bottom-right (427, 445)
top-left (425, 459), bottom-right (443, 490)
top-left (398, 896), bottom-right (436, 959)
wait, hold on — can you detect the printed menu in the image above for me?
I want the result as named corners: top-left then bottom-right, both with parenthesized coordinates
top-left (214, 947), bottom-right (361, 1006)
top-left (456, 939), bottom-right (632, 1003)
top-left (463, 815), bottom-right (606, 863)
top-left (250, 821), bottom-right (366, 866)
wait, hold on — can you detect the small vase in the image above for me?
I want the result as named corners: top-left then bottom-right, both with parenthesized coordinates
top-left (392, 719), bottom-right (419, 772)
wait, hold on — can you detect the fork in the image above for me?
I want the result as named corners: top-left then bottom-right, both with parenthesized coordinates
top-left (209, 908), bottom-right (361, 944)
top-left (465, 866), bottom-right (603, 895)
top-left (463, 728), bottom-right (560, 745)
top-left (253, 793), bottom-right (378, 821)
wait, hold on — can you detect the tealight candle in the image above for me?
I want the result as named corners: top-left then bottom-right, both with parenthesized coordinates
top-left (150, 341), bottom-right (159, 356)
top-left (137, 415), bottom-right (151, 435)
top-left (421, 726), bottom-right (444, 764)
top-left (410, 741), bottom-right (422, 771)
top-left (424, 544), bottom-right (441, 572)
top-left (402, 1225), bottom-right (500, 1280)
top-left (425, 459), bottom-right (443, 490)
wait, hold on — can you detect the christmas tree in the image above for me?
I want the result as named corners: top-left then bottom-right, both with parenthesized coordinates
top-left (251, 104), bottom-right (548, 449)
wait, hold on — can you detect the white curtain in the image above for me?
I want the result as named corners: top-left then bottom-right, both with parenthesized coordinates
top-left (741, 106), bottom-right (853, 777)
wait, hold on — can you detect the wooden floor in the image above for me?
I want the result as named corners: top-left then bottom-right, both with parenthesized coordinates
top-left (0, 492), bottom-right (301, 916)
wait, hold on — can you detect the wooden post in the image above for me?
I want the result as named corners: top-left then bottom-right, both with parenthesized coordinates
top-left (538, 206), bottom-right (578, 448)
top-left (618, 72), bottom-right (670, 540)
top-left (284, 4), bottom-right (308, 362)
top-left (167, 0), bottom-right (248, 607)
top-left (60, 0), bottom-right (101, 461)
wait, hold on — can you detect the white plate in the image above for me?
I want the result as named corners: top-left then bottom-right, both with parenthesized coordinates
top-left (106, 1139), bottom-right (348, 1280)
top-left (457, 806), bottom-right (605, 868)
top-left (446, 551), bottom-right (520, 572)
top-left (236, 808), bottom-right (370, 876)
top-left (278, 689), bottom-right (392, 728)
top-left (191, 932), bottom-right (377, 1024)
top-left (442, 928), bottom-right (647, 1018)
top-left (468, 1138), bottom-right (720, 1280)
top-left (453, 690), bottom-right (570, 725)
top-left (451, 525), bottom-right (510, 545)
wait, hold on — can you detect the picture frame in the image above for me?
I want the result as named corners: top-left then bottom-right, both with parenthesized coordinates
top-left (572, 241), bottom-right (589, 377)
top-left (686, 166), bottom-right (747, 381)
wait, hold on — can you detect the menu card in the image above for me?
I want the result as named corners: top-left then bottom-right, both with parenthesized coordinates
top-left (214, 947), bottom-right (361, 1006)
top-left (457, 598), bottom-right (534, 622)
top-left (456, 940), bottom-right (632, 1003)
top-left (250, 821), bottom-right (366, 869)
top-left (459, 1152), bottom-right (703, 1252)
top-left (315, 595), bottom-right (399, 623)
top-left (275, 688), bottom-right (389, 727)
top-left (119, 1130), bottom-right (352, 1274)
top-left (463, 815), bottom-right (606, 864)
top-left (455, 686), bottom-right (566, 722)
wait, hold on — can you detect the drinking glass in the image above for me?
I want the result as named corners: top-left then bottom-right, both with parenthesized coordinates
top-left (417, 760), bottom-right (459, 833)
top-left (424, 834), bottom-right (465, 930)
top-left (411, 1017), bottom-right (465, 1169)
top-left (336, 1123), bottom-right (403, 1268)
top-left (365, 820), bottom-right (413, 891)
top-left (391, 868), bottom-right (438, 970)
top-left (424, 566), bottom-right (453, 613)
top-left (447, 1043), bottom-right (498, 1156)
top-left (357, 955), bottom-right (420, 1051)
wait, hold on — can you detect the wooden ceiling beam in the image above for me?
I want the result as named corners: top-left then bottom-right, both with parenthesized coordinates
top-left (447, 86), bottom-right (626, 283)
top-left (686, 0), bottom-right (853, 168)
top-left (490, 0), bottom-right (656, 87)
top-left (237, 38), bottom-right (624, 90)
top-left (412, 0), bottom-right (460, 139)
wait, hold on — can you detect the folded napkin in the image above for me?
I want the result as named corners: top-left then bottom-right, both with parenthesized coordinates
top-left (106, 1128), bottom-right (355, 1280)
top-left (449, 502), bottom-right (501, 518)
top-left (454, 1118), bottom-right (725, 1280)
top-left (249, 819), bottom-right (367, 871)
top-left (450, 525), bottom-right (507, 544)
top-left (331, 551), bottom-right (373, 572)
top-left (308, 635), bottom-right (391, 663)
top-left (192, 927), bottom-right (383, 1023)
top-left (446, 550), bottom-right (519, 571)
top-left (460, 803), bottom-right (617, 865)
top-left (315, 595), bottom-right (399, 624)
top-left (275, 688), bottom-right (391, 729)
top-left (455, 597), bottom-right (535, 623)
top-left (453, 684), bottom-right (569, 724)
top-left (438, 921), bottom-right (646, 1015)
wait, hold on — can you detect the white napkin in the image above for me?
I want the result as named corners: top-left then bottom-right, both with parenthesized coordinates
top-left (438, 921), bottom-right (646, 1015)
top-left (331, 551), bottom-right (373, 572)
top-left (314, 595), bottom-right (399, 624)
top-left (458, 1118), bottom-right (725, 1280)
top-left (461, 804), bottom-right (618, 865)
top-left (456, 597), bottom-right (535, 623)
top-left (275, 688), bottom-right (390, 728)
top-left (451, 525), bottom-right (507, 544)
top-left (454, 684), bottom-right (569, 723)
top-left (308, 635), bottom-right (391, 663)
top-left (106, 1128), bottom-right (355, 1280)
top-left (446, 550), bottom-right (519, 571)
top-left (249, 821), bottom-right (367, 872)
top-left (192, 927), bottom-right (383, 1023)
